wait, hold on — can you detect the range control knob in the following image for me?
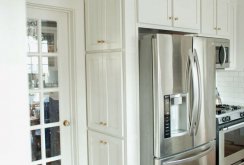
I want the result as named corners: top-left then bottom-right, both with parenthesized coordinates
top-left (222, 116), bottom-right (231, 123)
top-left (240, 112), bottom-right (244, 118)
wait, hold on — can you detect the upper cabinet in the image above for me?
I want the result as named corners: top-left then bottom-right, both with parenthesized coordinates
top-left (138, 0), bottom-right (200, 31)
top-left (201, 0), bottom-right (231, 37)
top-left (85, 0), bottom-right (122, 51)
top-left (173, 0), bottom-right (200, 29)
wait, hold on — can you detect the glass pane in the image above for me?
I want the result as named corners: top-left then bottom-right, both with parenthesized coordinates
top-left (28, 57), bottom-right (39, 89)
top-left (45, 127), bottom-right (61, 158)
top-left (31, 129), bottom-right (42, 161)
top-left (29, 93), bottom-right (40, 126)
top-left (44, 92), bottom-right (59, 124)
top-left (47, 160), bottom-right (61, 165)
top-left (41, 21), bottom-right (57, 53)
top-left (42, 57), bottom-right (59, 88)
top-left (27, 19), bottom-right (38, 53)
top-left (224, 127), bottom-right (244, 157)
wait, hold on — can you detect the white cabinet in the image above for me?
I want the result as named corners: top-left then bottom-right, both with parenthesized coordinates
top-left (201, 0), bottom-right (231, 37)
top-left (217, 0), bottom-right (231, 36)
top-left (85, 0), bottom-right (122, 51)
top-left (86, 52), bottom-right (123, 137)
top-left (173, 0), bottom-right (200, 29)
top-left (138, 0), bottom-right (172, 26)
top-left (138, 0), bottom-right (200, 30)
top-left (228, 0), bottom-right (237, 70)
top-left (88, 131), bottom-right (124, 165)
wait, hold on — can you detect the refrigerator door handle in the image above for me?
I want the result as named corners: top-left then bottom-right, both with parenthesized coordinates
top-left (188, 50), bottom-right (199, 135)
top-left (161, 142), bottom-right (215, 165)
top-left (193, 49), bottom-right (202, 135)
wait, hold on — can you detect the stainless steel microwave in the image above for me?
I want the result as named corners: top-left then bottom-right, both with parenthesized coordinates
top-left (215, 39), bottom-right (230, 69)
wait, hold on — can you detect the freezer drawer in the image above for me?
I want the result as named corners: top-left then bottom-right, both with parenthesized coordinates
top-left (154, 141), bottom-right (216, 165)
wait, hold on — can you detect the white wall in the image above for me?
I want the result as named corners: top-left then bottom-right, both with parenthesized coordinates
top-left (0, 0), bottom-right (31, 164)
top-left (216, 70), bottom-right (244, 105)
top-left (216, 0), bottom-right (244, 105)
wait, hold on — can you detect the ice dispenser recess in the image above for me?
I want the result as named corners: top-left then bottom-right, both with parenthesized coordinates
top-left (164, 93), bottom-right (188, 138)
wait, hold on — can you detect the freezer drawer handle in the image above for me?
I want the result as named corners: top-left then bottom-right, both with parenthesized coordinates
top-left (161, 143), bottom-right (215, 165)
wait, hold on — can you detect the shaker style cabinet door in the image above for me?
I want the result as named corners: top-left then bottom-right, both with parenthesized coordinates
top-left (86, 52), bottom-right (123, 137)
top-left (85, 0), bottom-right (122, 51)
top-left (88, 131), bottom-right (124, 165)
top-left (138, 0), bottom-right (172, 26)
top-left (201, 0), bottom-right (217, 35)
top-left (217, 0), bottom-right (230, 36)
top-left (137, 0), bottom-right (200, 30)
top-left (201, 0), bottom-right (230, 37)
top-left (173, 0), bottom-right (200, 29)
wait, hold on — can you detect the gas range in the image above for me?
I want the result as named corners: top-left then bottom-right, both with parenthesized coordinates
top-left (216, 104), bottom-right (244, 125)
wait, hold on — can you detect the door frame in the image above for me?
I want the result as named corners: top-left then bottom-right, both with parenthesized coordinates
top-left (26, 3), bottom-right (88, 165)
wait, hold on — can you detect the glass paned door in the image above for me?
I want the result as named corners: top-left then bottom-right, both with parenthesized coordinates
top-left (27, 7), bottom-right (72, 165)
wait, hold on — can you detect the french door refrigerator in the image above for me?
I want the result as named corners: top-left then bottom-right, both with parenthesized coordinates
top-left (139, 34), bottom-right (216, 165)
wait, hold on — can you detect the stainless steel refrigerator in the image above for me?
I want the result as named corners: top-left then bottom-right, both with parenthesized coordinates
top-left (139, 34), bottom-right (216, 165)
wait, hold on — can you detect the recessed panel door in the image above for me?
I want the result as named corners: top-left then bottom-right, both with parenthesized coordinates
top-left (27, 7), bottom-right (72, 165)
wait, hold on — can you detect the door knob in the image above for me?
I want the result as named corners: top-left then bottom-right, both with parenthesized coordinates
top-left (63, 120), bottom-right (70, 126)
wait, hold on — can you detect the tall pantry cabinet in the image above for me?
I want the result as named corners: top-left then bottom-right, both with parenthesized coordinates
top-left (85, 0), bottom-right (125, 165)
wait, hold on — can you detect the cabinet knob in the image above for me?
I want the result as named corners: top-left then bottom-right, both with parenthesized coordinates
top-left (218, 28), bottom-right (221, 30)
top-left (214, 27), bottom-right (217, 30)
top-left (169, 17), bottom-right (172, 20)
top-left (99, 122), bottom-right (107, 126)
top-left (174, 17), bottom-right (179, 21)
top-left (97, 40), bottom-right (106, 44)
top-left (100, 140), bottom-right (107, 144)
top-left (63, 120), bottom-right (70, 126)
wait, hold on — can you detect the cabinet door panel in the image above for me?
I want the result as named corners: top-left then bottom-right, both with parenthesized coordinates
top-left (105, 0), bottom-right (122, 50)
top-left (86, 54), bottom-right (106, 131)
top-left (138, 0), bottom-right (172, 26)
top-left (88, 131), bottom-right (108, 165)
top-left (88, 131), bottom-right (124, 165)
top-left (173, 0), bottom-right (200, 29)
top-left (85, 0), bottom-right (106, 51)
top-left (201, 0), bottom-right (217, 35)
top-left (86, 52), bottom-right (123, 137)
top-left (217, 0), bottom-right (230, 36)
top-left (85, 0), bottom-right (122, 51)
top-left (104, 53), bottom-right (123, 137)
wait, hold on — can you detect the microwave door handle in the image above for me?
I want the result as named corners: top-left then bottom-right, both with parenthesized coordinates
top-left (162, 142), bottom-right (215, 165)
top-left (220, 45), bottom-right (227, 65)
top-left (193, 49), bottom-right (202, 135)
top-left (188, 50), bottom-right (199, 135)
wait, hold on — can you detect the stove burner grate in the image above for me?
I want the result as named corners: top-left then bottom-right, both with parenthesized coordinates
top-left (216, 104), bottom-right (241, 115)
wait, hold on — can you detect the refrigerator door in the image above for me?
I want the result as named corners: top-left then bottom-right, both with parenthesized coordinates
top-left (153, 34), bottom-right (195, 158)
top-left (192, 37), bottom-right (216, 147)
top-left (154, 141), bottom-right (216, 165)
